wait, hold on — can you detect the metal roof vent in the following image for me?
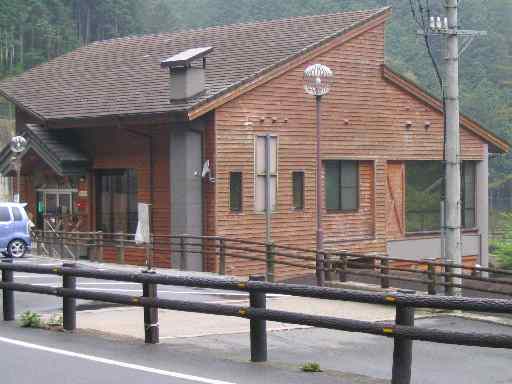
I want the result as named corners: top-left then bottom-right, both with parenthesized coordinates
top-left (161, 47), bottom-right (213, 101)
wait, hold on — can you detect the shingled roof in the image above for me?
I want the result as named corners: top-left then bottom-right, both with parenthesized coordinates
top-left (0, 7), bottom-right (389, 122)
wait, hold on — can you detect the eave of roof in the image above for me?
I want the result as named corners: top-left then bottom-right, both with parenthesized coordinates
top-left (382, 65), bottom-right (510, 154)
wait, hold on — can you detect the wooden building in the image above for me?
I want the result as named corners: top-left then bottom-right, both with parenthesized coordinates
top-left (0, 7), bottom-right (507, 277)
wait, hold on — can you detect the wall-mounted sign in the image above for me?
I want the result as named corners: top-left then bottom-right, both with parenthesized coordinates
top-left (78, 190), bottom-right (88, 198)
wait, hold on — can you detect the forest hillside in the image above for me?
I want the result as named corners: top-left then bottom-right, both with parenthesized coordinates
top-left (0, 0), bottom-right (510, 180)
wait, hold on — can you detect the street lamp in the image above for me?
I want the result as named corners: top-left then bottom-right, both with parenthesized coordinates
top-left (304, 63), bottom-right (333, 286)
top-left (10, 136), bottom-right (27, 203)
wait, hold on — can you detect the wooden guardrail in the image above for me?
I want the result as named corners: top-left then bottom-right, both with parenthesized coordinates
top-left (2, 260), bottom-right (512, 384)
top-left (30, 230), bottom-right (512, 297)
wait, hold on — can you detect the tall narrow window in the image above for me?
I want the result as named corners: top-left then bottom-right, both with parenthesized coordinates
top-left (229, 172), bottom-right (242, 212)
top-left (325, 160), bottom-right (359, 211)
top-left (462, 161), bottom-right (476, 228)
top-left (96, 169), bottom-right (138, 233)
top-left (292, 171), bottom-right (304, 210)
top-left (255, 136), bottom-right (278, 212)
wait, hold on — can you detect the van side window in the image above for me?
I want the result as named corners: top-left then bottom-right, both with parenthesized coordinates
top-left (12, 207), bottom-right (22, 221)
top-left (0, 207), bottom-right (11, 222)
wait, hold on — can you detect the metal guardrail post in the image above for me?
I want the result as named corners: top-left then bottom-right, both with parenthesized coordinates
top-left (445, 261), bottom-right (455, 296)
top-left (325, 252), bottom-right (335, 281)
top-left (142, 270), bottom-right (159, 344)
top-left (97, 231), bottom-right (104, 262)
top-left (391, 304), bottom-right (415, 384)
top-left (117, 233), bottom-right (125, 264)
top-left (62, 263), bottom-right (77, 331)
top-left (50, 231), bottom-right (55, 258)
top-left (265, 243), bottom-right (275, 283)
top-left (219, 238), bottom-right (226, 275)
top-left (60, 231), bottom-right (65, 259)
top-left (381, 257), bottom-right (390, 289)
top-left (338, 254), bottom-right (348, 282)
top-left (36, 231), bottom-right (42, 256)
top-left (249, 275), bottom-right (267, 362)
top-left (180, 236), bottom-right (187, 271)
top-left (2, 259), bottom-right (14, 321)
top-left (427, 263), bottom-right (437, 295)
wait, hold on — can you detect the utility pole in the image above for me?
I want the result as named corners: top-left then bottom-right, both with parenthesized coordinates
top-left (444, 0), bottom-right (462, 295)
top-left (415, 1), bottom-right (486, 295)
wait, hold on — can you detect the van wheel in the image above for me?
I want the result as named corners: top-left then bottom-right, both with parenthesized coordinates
top-left (7, 239), bottom-right (26, 258)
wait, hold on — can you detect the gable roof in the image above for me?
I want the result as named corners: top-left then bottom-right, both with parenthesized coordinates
top-left (0, 124), bottom-right (89, 176)
top-left (0, 7), bottom-right (389, 123)
top-left (382, 65), bottom-right (509, 153)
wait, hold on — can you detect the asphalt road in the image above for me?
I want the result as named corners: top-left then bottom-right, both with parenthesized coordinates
top-left (0, 322), bottom-right (382, 384)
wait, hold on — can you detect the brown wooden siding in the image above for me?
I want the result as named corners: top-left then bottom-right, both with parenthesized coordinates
top-left (214, 21), bottom-right (487, 279)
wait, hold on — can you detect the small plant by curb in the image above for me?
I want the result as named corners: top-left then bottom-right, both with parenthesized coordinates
top-left (46, 313), bottom-right (64, 329)
top-left (301, 362), bottom-right (322, 372)
top-left (19, 311), bottom-right (43, 328)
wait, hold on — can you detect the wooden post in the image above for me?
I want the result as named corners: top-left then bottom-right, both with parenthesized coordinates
top-left (218, 238), bottom-right (226, 275)
top-left (249, 275), bottom-right (267, 362)
top-left (142, 271), bottom-right (159, 344)
top-left (381, 257), bottom-right (390, 289)
top-left (391, 305), bottom-right (415, 384)
top-left (265, 242), bottom-right (275, 283)
top-left (2, 259), bottom-right (14, 321)
top-left (117, 233), bottom-right (125, 264)
top-left (62, 263), bottom-right (76, 331)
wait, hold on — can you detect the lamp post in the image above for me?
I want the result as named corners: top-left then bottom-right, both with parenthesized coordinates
top-left (304, 63), bottom-right (333, 286)
top-left (10, 136), bottom-right (27, 203)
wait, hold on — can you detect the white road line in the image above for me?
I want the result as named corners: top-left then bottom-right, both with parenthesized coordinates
top-left (0, 336), bottom-right (237, 384)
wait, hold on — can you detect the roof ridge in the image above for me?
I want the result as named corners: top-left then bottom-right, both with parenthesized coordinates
top-left (78, 6), bottom-right (390, 47)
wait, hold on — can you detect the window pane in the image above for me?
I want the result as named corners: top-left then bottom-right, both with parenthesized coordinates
top-left (269, 176), bottom-right (277, 210)
top-left (269, 137), bottom-right (278, 175)
top-left (341, 186), bottom-right (358, 210)
top-left (462, 162), bottom-right (476, 228)
top-left (255, 176), bottom-right (265, 212)
top-left (255, 137), bottom-right (266, 174)
top-left (341, 161), bottom-right (358, 188)
top-left (406, 161), bottom-right (442, 232)
top-left (292, 172), bottom-right (304, 210)
top-left (325, 161), bottom-right (340, 210)
top-left (12, 207), bottom-right (22, 221)
top-left (229, 172), bottom-right (242, 212)
top-left (341, 161), bottom-right (358, 210)
top-left (0, 207), bottom-right (10, 221)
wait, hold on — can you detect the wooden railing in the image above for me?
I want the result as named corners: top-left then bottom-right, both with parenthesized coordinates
top-left (30, 230), bottom-right (512, 296)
